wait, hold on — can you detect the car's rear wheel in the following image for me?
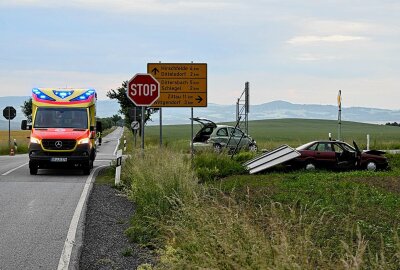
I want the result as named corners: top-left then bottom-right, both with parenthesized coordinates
top-left (366, 161), bottom-right (377, 171)
top-left (213, 143), bottom-right (222, 153)
top-left (249, 144), bottom-right (258, 152)
top-left (305, 161), bottom-right (316, 171)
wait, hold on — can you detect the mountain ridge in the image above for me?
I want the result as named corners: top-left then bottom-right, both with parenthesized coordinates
top-left (0, 96), bottom-right (398, 129)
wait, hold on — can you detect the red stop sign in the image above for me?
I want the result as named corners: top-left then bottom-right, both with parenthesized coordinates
top-left (127, 73), bottom-right (160, 106)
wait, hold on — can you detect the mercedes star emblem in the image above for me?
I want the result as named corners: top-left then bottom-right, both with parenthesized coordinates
top-left (55, 141), bottom-right (63, 148)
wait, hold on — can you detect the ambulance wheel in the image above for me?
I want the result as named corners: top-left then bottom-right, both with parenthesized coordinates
top-left (83, 160), bottom-right (93, 175)
top-left (83, 167), bottom-right (91, 175)
top-left (29, 161), bottom-right (38, 175)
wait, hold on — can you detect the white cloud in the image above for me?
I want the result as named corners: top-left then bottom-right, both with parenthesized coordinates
top-left (0, 0), bottom-right (235, 13)
top-left (295, 54), bottom-right (339, 62)
top-left (300, 19), bottom-right (377, 35)
top-left (287, 35), bottom-right (369, 45)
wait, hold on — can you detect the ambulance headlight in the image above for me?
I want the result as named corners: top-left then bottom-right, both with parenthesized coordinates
top-left (30, 137), bottom-right (41, 144)
top-left (78, 138), bottom-right (90, 144)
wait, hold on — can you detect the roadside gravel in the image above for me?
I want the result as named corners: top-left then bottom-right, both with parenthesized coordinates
top-left (79, 182), bottom-right (154, 269)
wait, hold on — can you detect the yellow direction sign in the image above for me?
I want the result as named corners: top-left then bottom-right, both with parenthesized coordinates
top-left (147, 63), bottom-right (207, 107)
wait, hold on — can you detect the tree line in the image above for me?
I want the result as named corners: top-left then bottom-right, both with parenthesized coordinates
top-left (385, 122), bottom-right (400, 127)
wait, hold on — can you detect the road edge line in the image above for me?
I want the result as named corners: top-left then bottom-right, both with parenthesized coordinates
top-left (113, 127), bottom-right (124, 156)
top-left (57, 165), bottom-right (108, 270)
top-left (1, 162), bottom-right (29, 176)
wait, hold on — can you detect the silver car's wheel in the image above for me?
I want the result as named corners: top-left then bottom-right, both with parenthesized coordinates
top-left (249, 144), bottom-right (258, 152)
top-left (366, 161), bottom-right (377, 171)
top-left (305, 162), bottom-right (316, 171)
top-left (214, 144), bottom-right (222, 153)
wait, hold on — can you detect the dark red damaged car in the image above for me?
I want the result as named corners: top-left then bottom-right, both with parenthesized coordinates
top-left (290, 140), bottom-right (389, 171)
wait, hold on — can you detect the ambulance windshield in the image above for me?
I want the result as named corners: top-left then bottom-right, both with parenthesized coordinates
top-left (34, 108), bottom-right (88, 129)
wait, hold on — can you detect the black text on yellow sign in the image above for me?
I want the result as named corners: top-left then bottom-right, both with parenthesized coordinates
top-left (148, 63), bottom-right (207, 79)
top-left (147, 63), bottom-right (207, 107)
top-left (158, 78), bottom-right (207, 93)
top-left (151, 92), bottom-right (207, 107)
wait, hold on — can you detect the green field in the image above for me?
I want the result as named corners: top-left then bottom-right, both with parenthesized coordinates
top-left (145, 118), bottom-right (400, 150)
top-left (0, 130), bottom-right (30, 155)
top-left (117, 122), bottom-right (400, 269)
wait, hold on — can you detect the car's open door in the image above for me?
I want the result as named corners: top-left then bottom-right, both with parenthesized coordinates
top-left (190, 117), bottom-right (217, 128)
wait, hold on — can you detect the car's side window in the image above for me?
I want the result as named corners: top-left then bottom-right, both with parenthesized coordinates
top-left (307, 143), bottom-right (318, 151)
top-left (216, 128), bottom-right (228, 137)
top-left (341, 144), bottom-right (355, 152)
top-left (333, 143), bottom-right (344, 153)
top-left (316, 143), bottom-right (332, 152)
top-left (233, 128), bottom-right (244, 137)
top-left (227, 127), bottom-right (235, 136)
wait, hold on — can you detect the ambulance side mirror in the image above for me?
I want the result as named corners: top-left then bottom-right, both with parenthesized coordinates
top-left (96, 121), bottom-right (103, 133)
top-left (21, 120), bottom-right (31, 130)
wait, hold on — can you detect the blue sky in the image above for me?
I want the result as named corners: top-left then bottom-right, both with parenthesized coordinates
top-left (1, 0), bottom-right (399, 109)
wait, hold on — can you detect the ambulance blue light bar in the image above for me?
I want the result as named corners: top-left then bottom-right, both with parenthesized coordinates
top-left (32, 88), bottom-right (55, 101)
top-left (70, 89), bottom-right (96, 101)
top-left (53, 90), bottom-right (74, 99)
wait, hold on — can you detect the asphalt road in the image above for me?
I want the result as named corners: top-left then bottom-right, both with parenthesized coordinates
top-left (0, 127), bottom-right (124, 270)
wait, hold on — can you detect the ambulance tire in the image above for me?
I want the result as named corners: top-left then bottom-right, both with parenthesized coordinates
top-left (29, 161), bottom-right (38, 175)
top-left (83, 160), bottom-right (93, 175)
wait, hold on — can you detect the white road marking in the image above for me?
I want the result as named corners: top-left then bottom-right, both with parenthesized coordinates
top-left (113, 127), bottom-right (124, 156)
top-left (113, 139), bottom-right (120, 156)
top-left (57, 165), bottom-right (108, 270)
top-left (1, 162), bottom-right (29, 176)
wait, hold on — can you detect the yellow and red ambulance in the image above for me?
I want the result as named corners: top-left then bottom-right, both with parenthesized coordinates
top-left (21, 88), bottom-right (102, 175)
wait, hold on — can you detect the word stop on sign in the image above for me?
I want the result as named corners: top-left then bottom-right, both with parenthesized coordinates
top-left (130, 84), bottom-right (158, 96)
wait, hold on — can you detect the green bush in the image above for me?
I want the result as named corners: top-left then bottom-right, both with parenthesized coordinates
top-left (232, 151), bottom-right (257, 163)
top-left (193, 152), bottom-right (247, 182)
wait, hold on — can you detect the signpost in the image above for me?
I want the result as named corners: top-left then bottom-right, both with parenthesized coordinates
top-left (3, 106), bottom-right (16, 152)
top-left (126, 73), bottom-right (160, 153)
top-left (147, 63), bottom-right (207, 107)
top-left (337, 90), bottom-right (342, 140)
top-left (131, 121), bottom-right (140, 130)
top-left (127, 73), bottom-right (160, 107)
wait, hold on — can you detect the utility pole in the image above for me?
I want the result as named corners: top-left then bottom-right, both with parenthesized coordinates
top-left (338, 90), bottom-right (342, 140)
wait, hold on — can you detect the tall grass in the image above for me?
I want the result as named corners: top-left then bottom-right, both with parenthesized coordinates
top-left (193, 151), bottom-right (251, 182)
top-left (157, 196), bottom-right (386, 269)
top-left (124, 148), bottom-right (400, 269)
top-left (122, 148), bottom-right (198, 245)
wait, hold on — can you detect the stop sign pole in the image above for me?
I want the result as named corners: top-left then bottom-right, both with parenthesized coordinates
top-left (3, 106), bottom-right (16, 152)
top-left (8, 107), bottom-right (10, 150)
top-left (126, 73), bottom-right (160, 153)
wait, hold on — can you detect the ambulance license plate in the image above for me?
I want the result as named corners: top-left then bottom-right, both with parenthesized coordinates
top-left (51, 157), bottom-right (68, 162)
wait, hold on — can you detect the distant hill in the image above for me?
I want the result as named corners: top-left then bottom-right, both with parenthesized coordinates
top-left (150, 100), bottom-right (400, 125)
top-left (0, 96), bottom-right (399, 129)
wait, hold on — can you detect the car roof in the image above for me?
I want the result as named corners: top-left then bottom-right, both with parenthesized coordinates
top-left (310, 140), bottom-right (347, 144)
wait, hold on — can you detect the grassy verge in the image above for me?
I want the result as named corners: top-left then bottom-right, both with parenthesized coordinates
top-left (0, 130), bottom-right (30, 155)
top-left (95, 166), bottom-right (116, 185)
top-left (121, 148), bottom-right (400, 269)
